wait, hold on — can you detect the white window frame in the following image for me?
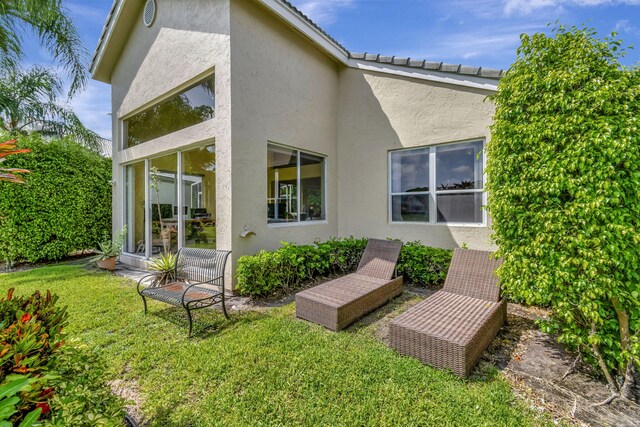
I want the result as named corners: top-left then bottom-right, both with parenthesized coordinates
top-left (388, 139), bottom-right (487, 227)
top-left (267, 142), bottom-right (327, 227)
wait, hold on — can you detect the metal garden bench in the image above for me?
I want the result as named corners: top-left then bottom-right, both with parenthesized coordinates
top-left (137, 248), bottom-right (231, 336)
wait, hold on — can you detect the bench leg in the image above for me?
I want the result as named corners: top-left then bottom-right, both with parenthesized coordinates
top-left (221, 294), bottom-right (230, 320)
top-left (141, 295), bottom-right (147, 315)
top-left (186, 307), bottom-right (194, 337)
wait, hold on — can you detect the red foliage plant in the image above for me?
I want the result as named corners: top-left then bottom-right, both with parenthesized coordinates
top-left (0, 288), bottom-right (68, 421)
top-left (0, 139), bottom-right (30, 183)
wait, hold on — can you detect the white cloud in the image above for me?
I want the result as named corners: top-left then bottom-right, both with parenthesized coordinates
top-left (292, 0), bottom-right (355, 25)
top-left (615, 19), bottom-right (638, 33)
top-left (396, 23), bottom-right (545, 66)
top-left (504, 0), bottom-right (640, 15)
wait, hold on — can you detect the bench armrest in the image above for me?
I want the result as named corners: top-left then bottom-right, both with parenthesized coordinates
top-left (136, 274), bottom-right (162, 294)
top-left (180, 276), bottom-right (225, 307)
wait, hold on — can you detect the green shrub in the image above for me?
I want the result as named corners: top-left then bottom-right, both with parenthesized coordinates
top-left (397, 241), bottom-right (453, 287)
top-left (42, 345), bottom-right (125, 427)
top-left (316, 237), bottom-right (368, 275)
top-left (236, 237), bottom-right (452, 297)
top-left (487, 25), bottom-right (640, 398)
top-left (0, 133), bottom-right (112, 264)
top-left (0, 289), bottom-right (124, 425)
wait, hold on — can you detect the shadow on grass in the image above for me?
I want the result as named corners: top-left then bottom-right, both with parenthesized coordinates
top-left (339, 288), bottom-right (539, 385)
top-left (147, 305), bottom-right (265, 340)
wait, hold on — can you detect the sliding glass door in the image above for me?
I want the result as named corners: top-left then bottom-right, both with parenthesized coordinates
top-left (123, 144), bottom-right (216, 257)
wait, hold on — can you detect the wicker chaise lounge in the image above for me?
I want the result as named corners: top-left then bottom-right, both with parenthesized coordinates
top-left (389, 248), bottom-right (506, 377)
top-left (296, 239), bottom-right (403, 331)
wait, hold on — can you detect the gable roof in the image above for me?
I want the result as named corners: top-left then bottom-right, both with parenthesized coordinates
top-left (91, 0), bottom-right (503, 90)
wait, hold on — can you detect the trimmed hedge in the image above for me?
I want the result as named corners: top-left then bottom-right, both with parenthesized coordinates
top-left (0, 134), bottom-right (112, 264)
top-left (236, 237), bottom-right (452, 297)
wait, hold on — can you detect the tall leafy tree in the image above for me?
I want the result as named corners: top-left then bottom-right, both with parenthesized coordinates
top-left (0, 66), bottom-right (101, 150)
top-left (0, 0), bottom-right (87, 95)
top-left (487, 25), bottom-right (639, 404)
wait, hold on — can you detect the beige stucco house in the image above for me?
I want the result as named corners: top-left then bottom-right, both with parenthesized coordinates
top-left (91, 0), bottom-right (503, 286)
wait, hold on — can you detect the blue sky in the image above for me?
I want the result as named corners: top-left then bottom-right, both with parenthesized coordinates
top-left (21, 0), bottom-right (640, 140)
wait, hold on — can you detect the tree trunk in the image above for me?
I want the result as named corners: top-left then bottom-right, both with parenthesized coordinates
top-left (620, 359), bottom-right (636, 401)
top-left (611, 298), bottom-right (635, 400)
top-left (590, 322), bottom-right (619, 393)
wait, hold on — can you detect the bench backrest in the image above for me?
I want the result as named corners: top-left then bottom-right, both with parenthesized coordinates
top-left (356, 239), bottom-right (402, 280)
top-left (442, 248), bottom-right (502, 302)
top-left (176, 248), bottom-right (231, 286)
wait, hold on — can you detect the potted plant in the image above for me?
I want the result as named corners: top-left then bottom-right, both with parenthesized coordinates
top-left (146, 251), bottom-right (177, 286)
top-left (94, 227), bottom-right (127, 271)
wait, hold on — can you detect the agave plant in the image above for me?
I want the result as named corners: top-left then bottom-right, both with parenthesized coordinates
top-left (0, 139), bottom-right (29, 183)
top-left (147, 252), bottom-right (177, 286)
top-left (93, 227), bottom-right (127, 261)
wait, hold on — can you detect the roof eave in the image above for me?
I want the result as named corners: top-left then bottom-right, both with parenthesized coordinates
top-left (90, 0), bottom-right (142, 83)
top-left (256, 0), bottom-right (350, 64)
top-left (350, 59), bottom-right (499, 92)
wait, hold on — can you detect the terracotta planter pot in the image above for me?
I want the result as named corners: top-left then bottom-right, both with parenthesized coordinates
top-left (96, 256), bottom-right (117, 271)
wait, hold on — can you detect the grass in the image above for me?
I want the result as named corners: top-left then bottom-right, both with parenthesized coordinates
top-left (1, 265), bottom-right (553, 426)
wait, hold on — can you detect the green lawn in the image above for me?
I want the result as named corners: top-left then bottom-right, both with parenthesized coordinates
top-left (0, 265), bottom-right (552, 426)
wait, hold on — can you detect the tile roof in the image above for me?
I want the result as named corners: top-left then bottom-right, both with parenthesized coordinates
top-left (348, 53), bottom-right (504, 79)
top-left (280, 0), bottom-right (504, 80)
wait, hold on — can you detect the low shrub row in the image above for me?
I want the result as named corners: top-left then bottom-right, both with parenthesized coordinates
top-left (236, 238), bottom-right (453, 297)
top-left (0, 288), bottom-right (124, 426)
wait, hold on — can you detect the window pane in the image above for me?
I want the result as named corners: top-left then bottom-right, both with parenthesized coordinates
top-left (436, 140), bottom-right (483, 190)
top-left (125, 161), bottom-right (146, 255)
top-left (150, 154), bottom-right (178, 254)
top-left (392, 194), bottom-right (429, 222)
top-left (182, 145), bottom-right (216, 249)
top-left (300, 152), bottom-right (325, 221)
top-left (125, 77), bottom-right (215, 147)
top-left (267, 145), bottom-right (298, 223)
top-left (390, 148), bottom-right (429, 193)
top-left (436, 193), bottom-right (483, 223)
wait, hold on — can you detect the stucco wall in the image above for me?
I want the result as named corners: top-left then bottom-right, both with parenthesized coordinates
top-left (228, 0), bottom-right (340, 267)
top-left (336, 68), bottom-right (496, 250)
top-left (110, 0), bottom-right (233, 274)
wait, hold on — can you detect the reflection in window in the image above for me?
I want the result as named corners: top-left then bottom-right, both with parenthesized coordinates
top-left (181, 146), bottom-right (216, 249)
top-left (436, 141), bottom-right (483, 190)
top-left (267, 144), bottom-right (325, 224)
top-left (150, 154), bottom-right (178, 254)
top-left (300, 152), bottom-right (325, 221)
top-left (124, 77), bottom-right (215, 148)
top-left (390, 148), bottom-right (429, 222)
top-left (392, 194), bottom-right (429, 222)
top-left (436, 193), bottom-right (483, 223)
top-left (391, 148), bottom-right (429, 193)
top-left (125, 161), bottom-right (146, 255)
top-left (389, 140), bottom-right (484, 224)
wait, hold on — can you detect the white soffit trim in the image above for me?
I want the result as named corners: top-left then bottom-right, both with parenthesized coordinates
top-left (350, 60), bottom-right (499, 92)
top-left (258, 0), bottom-right (350, 65)
top-left (90, 0), bottom-right (126, 76)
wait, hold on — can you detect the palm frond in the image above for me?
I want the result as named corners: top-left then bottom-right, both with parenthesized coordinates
top-left (0, 0), bottom-right (88, 95)
top-left (0, 67), bottom-right (103, 152)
